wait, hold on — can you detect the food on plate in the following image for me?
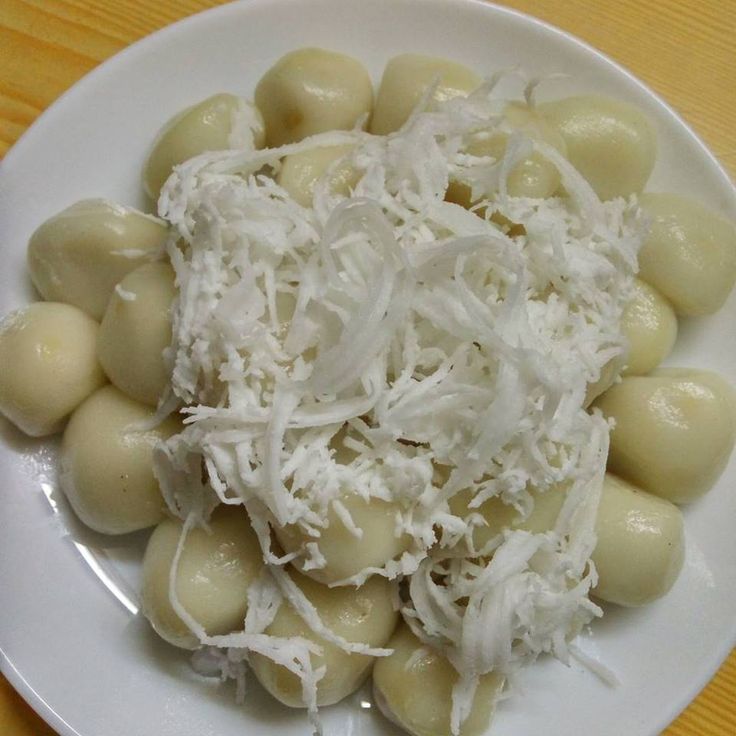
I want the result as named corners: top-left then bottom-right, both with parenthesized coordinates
top-left (274, 492), bottom-right (412, 584)
top-left (448, 482), bottom-right (568, 553)
top-left (538, 95), bottom-right (656, 200)
top-left (372, 623), bottom-right (504, 736)
top-left (594, 372), bottom-right (736, 503)
top-left (637, 193), bottom-right (736, 316)
top-left (143, 93), bottom-right (265, 200)
top-left (370, 53), bottom-right (481, 135)
top-left (3, 44), bottom-right (736, 736)
top-left (446, 102), bottom-right (566, 205)
top-left (141, 507), bottom-right (263, 649)
top-left (619, 278), bottom-right (677, 376)
top-left (27, 199), bottom-right (168, 320)
top-left (277, 144), bottom-right (358, 206)
top-left (255, 48), bottom-right (373, 147)
top-left (249, 571), bottom-right (398, 707)
top-left (591, 474), bottom-right (684, 606)
top-left (0, 302), bottom-right (105, 436)
top-left (59, 385), bottom-right (180, 534)
top-left (97, 261), bottom-right (176, 406)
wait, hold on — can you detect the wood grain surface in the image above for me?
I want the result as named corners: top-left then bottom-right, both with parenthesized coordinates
top-left (0, 1), bottom-right (734, 734)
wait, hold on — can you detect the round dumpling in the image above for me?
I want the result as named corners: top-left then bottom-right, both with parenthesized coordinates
top-left (27, 199), bottom-right (168, 320)
top-left (620, 278), bottom-right (677, 375)
top-left (373, 623), bottom-right (503, 736)
top-left (448, 482), bottom-right (568, 553)
top-left (446, 102), bottom-right (567, 205)
top-left (593, 372), bottom-right (736, 503)
top-left (277, 144), bottom-right (359, 207)
top-left (249, 571), bottom-right (397, 707)
top-left (592, 474), bottom-right (684, 607)
top-left (141, 507), bottom-right (264, 649)
top-left (370, 53), bottom-right (481, 136)
top-left (0, 302), bottom-right (106, 437)
top-left (143, 94), bottom-right (265, 200)
top-left (97, 262), bottom-right (176, 406)
top-left (538, 95), bottom-right (656, 200)
top-left (255, 48), bottom-right (373, 147)
top-left (637, 193), bottom-right (736, 316)
top-left (274, 493), bottom-right (412, 584)
top-left (60, 385), bottom-right (180, 534)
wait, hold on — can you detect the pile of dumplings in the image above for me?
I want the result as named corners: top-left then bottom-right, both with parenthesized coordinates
top-left (1, 48), bottom-right (735, 736)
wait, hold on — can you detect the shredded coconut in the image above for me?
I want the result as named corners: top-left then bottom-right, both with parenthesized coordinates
top-left (152, 74), bottom-right (644, 734)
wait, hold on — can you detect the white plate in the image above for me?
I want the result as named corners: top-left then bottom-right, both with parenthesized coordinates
top-left (1, 1), bottom-right (735, 735)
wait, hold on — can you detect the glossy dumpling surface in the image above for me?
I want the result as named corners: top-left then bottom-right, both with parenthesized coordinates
top-left (592, 474), bottom-right (685, 606)
top-left (249, 572), bottom-right (397, 707)
top-left (60, 385), bottom-right (180, 534)
top-left (143, 93), bottom-right (265, 200)
top-left (141, 507), bottom-right (264, 649)
top-left (97, 261), bottom-right (176, 406)
top-left (370, 53), bottom-right (481, 135)
top-left (255, 48), bottom-right (373, 147)
top-left (637, 193), bottom-right (736, 316)
top-left (538, 94), bottom-right (656, 200)
top-left (0, 302), bottom-right (106, 436)
top-left (372, 623), bottom-right (503, 736)
top-left (593, 373), bottom-right (736, 503)
top-left (27, 199), bottom-right (168, 320)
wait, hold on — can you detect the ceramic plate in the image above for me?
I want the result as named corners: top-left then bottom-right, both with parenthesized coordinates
top-left (1, 1), bottom-right (734, 735)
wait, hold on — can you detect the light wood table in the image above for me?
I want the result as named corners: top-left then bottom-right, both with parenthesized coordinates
top-left (0, 1), bottom-right (734, 734)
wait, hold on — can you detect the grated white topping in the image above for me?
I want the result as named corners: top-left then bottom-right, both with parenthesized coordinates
top-left (153, 78), bottom-right (644, 732)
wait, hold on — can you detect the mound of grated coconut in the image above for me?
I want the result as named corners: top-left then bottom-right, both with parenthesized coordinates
top-left (152, 77), bottom-right (644, 734)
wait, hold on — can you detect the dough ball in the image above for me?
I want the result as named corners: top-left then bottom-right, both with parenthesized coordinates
top-left (27, 199), bottom-right (168, 320)
top-left (593, 373), bottom-right (736, 503)
top-left (621, 279), bottom-right (677, 376)
top-left (372, 623), bottom-right (503, 736)
top-left (97, 262), bottom-right (176, 406)
top-left (274, 493), bottom-right (412, 584)
top-left (255, 48), bottom-right (373, 147)
top-left (249, 571), bottom-right (398, 707)
top-left (144, 94), bottom-right (265, 200)
top-left (141, 507), bottom-right (264, 649)
top-left (0, 302), bottom-right (106, 436)
top-left (538, 95), bottom-right (656, 200)
top-left (592, 474), bottom-right (684, 607)
top-left (60, 385), bottom-right (180, 534)
top-left (277, 144), bottom-right (359, 207)
top-left (637, 193), bottom-right (736, 316)
top-left (371, 53), bottom-right (480, 136)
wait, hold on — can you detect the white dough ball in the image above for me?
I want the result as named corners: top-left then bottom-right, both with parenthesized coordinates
top-left (27, 199), bottom-right (168, 320)
top-left (60, 385), bottom-right (180, 534)
top-left (447, 102), bottom-right (567, 205)
top-left (372, 623), bottom-right (503, 736)
top-left (592, 474), bottom-right (684, 607)
top-left (249, 571), bottom-right (398, 707)
top-left (538, 95), bottom-right (656, 200)
top-left (637, 193), bottom-right (736, 316)
top-left (255, 48), bottom-right (373, 147)
top-left (277, 144), bottom-right (358, 207)
top-left (97, 262), bottom-right (176, 406)
top-left (274, 493), bottom-right (412, 584)
top-left (593, 373), bottom-right (736, 503)
top-left (0, 302), bottom-right (106, 437)
top-left (143, 93), bottom-right (265, 200)
top-left (620, 279), bottom-right (677, 376)
top-left (448, 483), bottom-right (568, 553)
top-left (371, 53), bottom-right (481, 136)
top-left (141, 507), bottom-right (264, 649)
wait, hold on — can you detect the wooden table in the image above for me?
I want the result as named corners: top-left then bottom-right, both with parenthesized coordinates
top-left (0, 1), bottom-right (734, 734)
